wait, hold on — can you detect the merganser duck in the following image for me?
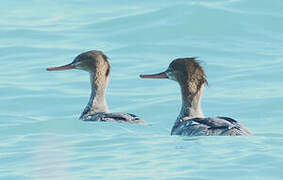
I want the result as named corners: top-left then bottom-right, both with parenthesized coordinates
top-left (47, 50), bottom-right (146, 124)
top-left (140, 58), bottom-right (251, 135)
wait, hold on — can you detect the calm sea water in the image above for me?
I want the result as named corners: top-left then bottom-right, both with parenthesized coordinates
top-left (1, 0), bottom-right (283, 179)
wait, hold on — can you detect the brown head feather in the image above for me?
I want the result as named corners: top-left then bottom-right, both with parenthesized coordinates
top-left (168, 58), bottom-right (207, 94)
top-left (73, 50), bottom-right (111, 77)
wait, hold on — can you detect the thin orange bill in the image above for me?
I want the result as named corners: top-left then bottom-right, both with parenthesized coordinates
top-left (46, 64), bottom-right (76, 71)
top-left (140, 72), bottom-right (168, 79)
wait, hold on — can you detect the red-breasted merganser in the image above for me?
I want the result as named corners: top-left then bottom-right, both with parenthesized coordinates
top-left (47, 50), bottom-right (146, 124)
top-left (140, 58), bottom-right (251, 136)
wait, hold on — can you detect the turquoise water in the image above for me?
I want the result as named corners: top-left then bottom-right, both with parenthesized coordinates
top-left (1, 0), bottom-right (283, 179)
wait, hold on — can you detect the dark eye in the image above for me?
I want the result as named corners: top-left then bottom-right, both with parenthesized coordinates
top-left (73, 57), bottom-right (82, 64)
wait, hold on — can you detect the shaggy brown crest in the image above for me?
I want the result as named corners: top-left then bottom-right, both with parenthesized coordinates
top-left (168, 58), bottom-right (207, 94)
top-left (74, 50), bottom-right (110, 76)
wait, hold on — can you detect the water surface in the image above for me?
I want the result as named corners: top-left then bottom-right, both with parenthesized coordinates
top-left (1, 0), bottom-right (283, 179)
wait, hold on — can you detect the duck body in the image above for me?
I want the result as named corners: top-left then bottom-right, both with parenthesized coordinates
top-left (80, 112), bottom-right (146, 124)
top-left (171, 116), bottom-right (252, 136)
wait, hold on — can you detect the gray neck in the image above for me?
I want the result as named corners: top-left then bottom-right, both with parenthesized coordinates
top-left (80, 73), bottom-right (109, 118)
top-left (177, 85), bottom-right (204, 122)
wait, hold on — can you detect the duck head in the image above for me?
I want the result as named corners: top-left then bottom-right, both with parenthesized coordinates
top-left (140, 58), bottom-right (207, 95)
top-left (47, 50), bottom-right (110, 78)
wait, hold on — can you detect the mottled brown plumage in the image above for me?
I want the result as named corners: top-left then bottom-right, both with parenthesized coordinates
top-left (73, 50), bottom-right (110, 76)
top-left (167, 58), bottom-right (207, 95)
